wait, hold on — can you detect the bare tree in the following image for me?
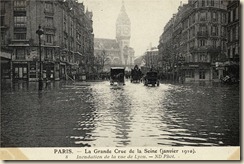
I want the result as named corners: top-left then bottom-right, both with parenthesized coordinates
top-left (96, 49), bottom-right (110, 73)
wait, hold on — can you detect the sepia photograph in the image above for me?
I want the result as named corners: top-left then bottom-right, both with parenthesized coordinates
top-left (0, 0), bottom-right (241, 160)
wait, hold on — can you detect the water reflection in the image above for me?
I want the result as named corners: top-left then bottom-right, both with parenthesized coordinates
top-left (111, 88), bottom-right (132, 147)
top-left (1, 81), bottom-right (240, 147)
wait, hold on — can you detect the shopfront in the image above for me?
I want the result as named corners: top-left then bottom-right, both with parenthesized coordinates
top-left (183, 63), bottom-right (211, 83)
top-left (43, 62), bottom-right (55, 80)
top-left (60, 62), bottom-right (66, 80)
top-left (1, 51), bottom-right (12, 81)
top-left (12, 61), bottom-right (28, 81)
top-left (54, 62), bottom-right (60, 80)
top-left (1, 58), bottom-right (11, 80)
top-left (29, 61), bottom-right (38, 81)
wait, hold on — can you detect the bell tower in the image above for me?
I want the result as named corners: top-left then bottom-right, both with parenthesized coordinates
top-left (116, 0), bottom-right (131, 65)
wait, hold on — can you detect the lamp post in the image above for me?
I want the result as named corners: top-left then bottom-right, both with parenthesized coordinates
top-left (36, 25), bottom-right (44, 90)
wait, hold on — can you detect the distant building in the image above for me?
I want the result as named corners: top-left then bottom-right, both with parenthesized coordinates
top-left (0, 0), bottom-right (94, 81)
top-left (94, 0), bottom-right (135, 72)
top-left (94, 38), bottom-right (120, 72)
top-left (134, 55), bottom-right (145, 67)
top-left (144, 47), bottom-right (159, 70)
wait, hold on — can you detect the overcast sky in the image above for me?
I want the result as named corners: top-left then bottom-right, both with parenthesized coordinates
top-left (80, 0), bottom-right (188, 58)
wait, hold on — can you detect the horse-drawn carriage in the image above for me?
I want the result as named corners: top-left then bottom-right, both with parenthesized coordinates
top-left (110, 67), bottom-right (125, 85)
top-left (131, 65), bottom-right (142, 83)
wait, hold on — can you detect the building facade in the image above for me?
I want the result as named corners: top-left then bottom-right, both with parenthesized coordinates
top-left (94, 0), bottom-right (135, 72)
top-left (158, 16), bottom-right (174, 80)
top-left (158, 0), bottom-right (229, 83)
top-left (225, 0), bottom-right (240, 80)
top-left (0, 0), bottom-right (94, 82)
top-left (94, 38), bottom-right (121, 72)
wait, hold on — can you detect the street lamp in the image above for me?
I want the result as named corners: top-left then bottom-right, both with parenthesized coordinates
top-left (36, 25), bottom-right (44, 90)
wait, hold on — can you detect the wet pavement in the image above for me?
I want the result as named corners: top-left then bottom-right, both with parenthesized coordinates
top-left (1, 80), bottom-right (240, 147)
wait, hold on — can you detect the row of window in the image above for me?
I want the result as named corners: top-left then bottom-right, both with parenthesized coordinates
top-left (13, 32), bottom-right (55, 43)
top-left (13, 0), bottom-right (26, 11)
top-left (64, 20), bottom-right (75, 37)
top-left (199, 12), bottom-right (220, 22)
top-left (14, 16), bottom-right (27, 27)
top-left (183, 25), bottom-right (223, 41)
top-left (46, 17), bottom-right (54, 28)
top-left (227, 44), bottom-right (239, 59)
top-left (191, 0), bottom-right (225, 8)
top-left (183, 12), bottom-right (226, 29)
top-left (13, 1), bottom-right (54, 12)
top-left (14, 33), bottom-right (26, 40)
top-left (14, 48), bottom-right (76, 62)
top-left (228, 7), bottom-right (239, 23)
top-left (228, 26), bottom-right (239, 42)
top-left (189, 39), bottom-right (220, 48)
top-left (14, 66), bottom-right (28, 78)
top-left (189, 54), bottom-right (209, 62)
top-left (45, 2), bottom-right (54, 13)
top-left (200, 0), bottom-right (216, 7)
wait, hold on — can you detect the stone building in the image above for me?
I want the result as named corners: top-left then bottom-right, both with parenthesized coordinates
top-left (94, 38), bottom-right (120, 72)
top-left (158, 16), bottom-right (175, 80)
top-left (0, 0), bottom-right (94, 81)
top-left (159, 0), bottom-right (228, 83)
top-left (94, 0), bottom-right (135, 72)
top-left (225, 0), bottom-right (240, 80)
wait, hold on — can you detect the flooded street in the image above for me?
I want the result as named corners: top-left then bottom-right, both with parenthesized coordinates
top-left (1, 81), bottom-right (240, 147)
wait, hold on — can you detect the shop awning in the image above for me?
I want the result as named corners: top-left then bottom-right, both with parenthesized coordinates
top-left (0, 51), bottom-right (11, 59)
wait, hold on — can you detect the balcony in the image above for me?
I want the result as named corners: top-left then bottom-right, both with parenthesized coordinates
top-left (44, 57), bottom-right (55, 62)
top-left (197, 31), bottom-right (208, 38)
top-left (14, 24), bottom-right (27, 29)
top-left (210, 33), bottom-right (218, 37)
top-left (207, 46), bottom-right (221, 53)
top-left (44, 10), bottom-right (54, 17)
top-left (13, 10), bottom-right (26, 16)
top-left (43, 26), bottom-right (56, 32)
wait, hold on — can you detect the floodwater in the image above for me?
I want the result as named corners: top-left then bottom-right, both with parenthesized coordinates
top-left (1, 80), bottom-right (240, 147)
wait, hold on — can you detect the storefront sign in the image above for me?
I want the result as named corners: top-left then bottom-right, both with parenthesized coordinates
top-left (0, 51), bottom-right (12, 59)
top-left (29, 50), bottom-right (38, 60)
top-left (189, 65), bottom-right (199, 68)
top-left (13, 62), bottom-right (28, 64)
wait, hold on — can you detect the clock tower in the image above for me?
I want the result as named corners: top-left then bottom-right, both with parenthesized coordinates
top-left (116, 0), bottom-right (131, 65)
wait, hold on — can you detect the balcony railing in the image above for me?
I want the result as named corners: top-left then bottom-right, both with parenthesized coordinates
top-left (43, 25), bottom-right (56, 31)
top-left (44, 57), bottom-right (54, 62)
top-left (211, 32), bottom-right (218, 37)
top-left (197, 31), bottom-right (208, 37)
top-left (44, 9), bottom-right (54, 16)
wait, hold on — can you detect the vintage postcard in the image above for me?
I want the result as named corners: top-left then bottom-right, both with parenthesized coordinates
top-left (0, 0), bottom-right (241, 160)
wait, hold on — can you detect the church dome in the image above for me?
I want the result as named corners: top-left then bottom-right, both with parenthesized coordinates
top-left (116, 1), bottom-right (131, 25)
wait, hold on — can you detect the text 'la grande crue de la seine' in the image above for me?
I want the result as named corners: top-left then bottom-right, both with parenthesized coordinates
top-left (54, 148), bottom-right (196, 160)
